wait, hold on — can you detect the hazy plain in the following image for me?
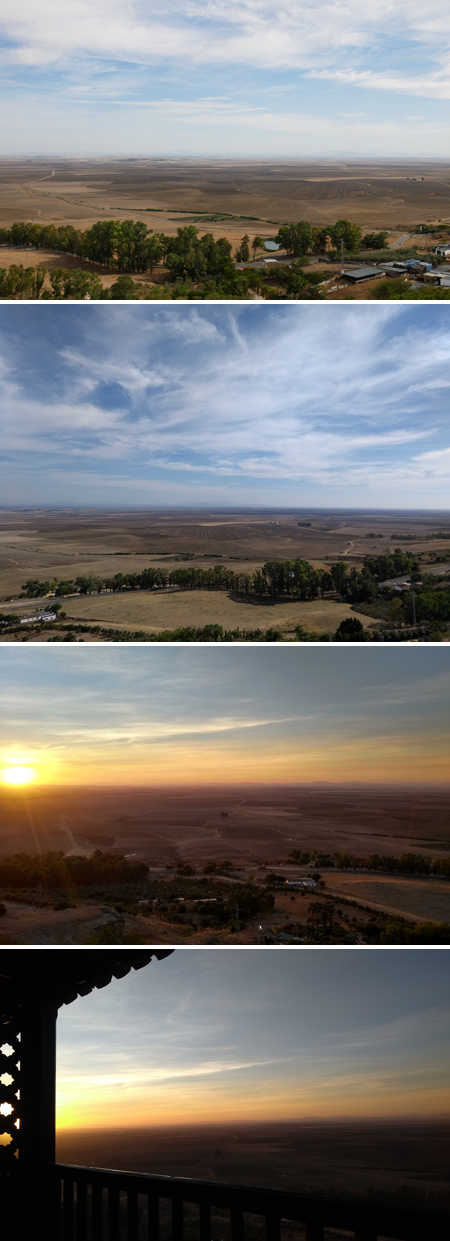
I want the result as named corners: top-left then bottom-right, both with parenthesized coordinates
top-left (2, 783), bottom-right (448, 864)
top-left (2, 507), bottom-right (449, 638)
top-left (56, 1119), bottom-right (450, 1208)
top-left (3, 158), bottom-right (450, 238)
top-left (0, 783), bottom-right (449, 941)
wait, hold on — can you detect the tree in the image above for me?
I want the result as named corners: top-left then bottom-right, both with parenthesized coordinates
top-left (109, 275), bottom-right (138, 299)
top-left (32, 267), bottom-right (48, 298)
top-left (275, 222), bottom-right (312, 256)
top-left (330, 562), bottom-right (348, 596)
top-left (361, 231), bottom-right (387, 250)
top-left (370, 277), bottom-right (409, 300)
top-left (252, 235), bottom-right (265, 257)
top-left (329, 220), bottom-right (362, 253)
top-left (240, 234), bottom-right (250, 262)
top-left (334, 617), bottom-right (366, 641)
top-left (21, 579), bottom-right (50, 597)
top-left (387, 596), bottom-right (405, 624)
top-left (311, 226), bottom-right (330, 252)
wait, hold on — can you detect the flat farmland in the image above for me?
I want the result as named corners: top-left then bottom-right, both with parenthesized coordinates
top-left (2, 507), bottom-right (450, 620)
top-left (61, 590), bottom-right (371, 636)
top-left (56, 1120), bottom-right (450, 1207)
top-left (326, 872), bottom-right (450, 922)
top-left (2, 157), bottom-right (450, 233)
top-left (1, 784), bottom-right (448, 865)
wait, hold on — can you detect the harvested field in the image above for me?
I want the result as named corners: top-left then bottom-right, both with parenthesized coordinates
top-left (2, 784), bottom-right (448, 865)
top-left (326, 873), bottom-right (450, 922)
top-left (2, 157), bottom-right (450, 232)
top-left (3, 506), bottom-right (449, 609)
top-left (61, 590), bottom-right (370, 634)
top-left (57, 1120), bottom-right (450, 1207)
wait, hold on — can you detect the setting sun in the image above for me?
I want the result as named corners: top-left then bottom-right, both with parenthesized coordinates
top-left (2, 766), bottom-right (37, 786)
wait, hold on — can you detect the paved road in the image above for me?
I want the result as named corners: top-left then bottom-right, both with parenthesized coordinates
top-left (382, 562), bottom-right (450, 586)
top-left (389, 232), bottom-right (429, 251)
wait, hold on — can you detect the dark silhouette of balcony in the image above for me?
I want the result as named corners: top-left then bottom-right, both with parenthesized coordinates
top-left (1, 950), bottom-right (449, 1241)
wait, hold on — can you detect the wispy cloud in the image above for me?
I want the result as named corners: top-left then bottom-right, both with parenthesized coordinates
top-left (2, 306), bottom-right (450, 507)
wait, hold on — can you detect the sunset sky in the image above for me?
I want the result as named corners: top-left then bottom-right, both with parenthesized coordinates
top-left (2, 304), bottom-right (450, 509)
top-left (2, 0), bottom-right (450, 155)
top-left (56, 948), bottom-right (450, 1129)
top-left (1, 646), bottom-right (449, 787)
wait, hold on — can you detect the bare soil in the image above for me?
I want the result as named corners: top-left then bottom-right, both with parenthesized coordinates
top-left (325, 873), bottom-right (450, 923)
top-left (1, 783), bottom-right (448, 864)
top-left (2, 158), bottom-right (450, 301)
top-left (2, 158), bottom-right (450, 233)
top-left (1, 507), bottom-right (449, 621)
top-left (60, 590), bottom-right (370, 636)
top-left (56, 1119), bottom-right (450, 1208)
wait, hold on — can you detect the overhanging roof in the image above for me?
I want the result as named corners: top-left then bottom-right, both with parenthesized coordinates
top-left (0, 949), bottom-right (173, 1009)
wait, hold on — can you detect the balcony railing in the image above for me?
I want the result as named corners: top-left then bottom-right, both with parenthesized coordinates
top-left (53, 1163), bottom-right (450, 1241)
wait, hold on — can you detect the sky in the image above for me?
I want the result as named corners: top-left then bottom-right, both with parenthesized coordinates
top-left (2, 0), bottom-right (450, 155)
top-left (2, 303), bottom-right (450, 510)
top-left (1, 645), bottom-right (449, 786)
top-left (56, 948), bottom-right (450, 1129)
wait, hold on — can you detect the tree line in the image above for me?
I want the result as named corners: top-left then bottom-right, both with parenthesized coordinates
top-left (21, 558), bottom-right (331, 600)
top-left (18, 550), bottom-right (450, 635)
top-left (273, 221), bottom-right (388, 257)
top-left (0, 849), bottom-right (148, 889)
top-left (20, 550), bottom-right (418, 603)
top-left (288, 848), bottom-right (450, 879)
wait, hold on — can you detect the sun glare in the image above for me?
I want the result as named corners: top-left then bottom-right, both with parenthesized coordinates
top-left (2, 766), bottom-right (37, 787)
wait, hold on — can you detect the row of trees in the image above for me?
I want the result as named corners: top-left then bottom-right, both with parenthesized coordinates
top-left (21, 558), bottom-right (332, 600)
top-left (1, 219), bottom-right (164, 272)
top-left (273, 220), bottom-right (388, 257)
top-left (0, 850), bottom-right (148, 889)
top-left (0, 264), bottom-right (163, 301)
top-left (334, 850), bottom-right (450, 879)
top-left (287, 848), bottom-right (450, 879)
top-left (0, 219), bottom-right (234, 279)
top-left (20, 551), bottom-right (420, 607)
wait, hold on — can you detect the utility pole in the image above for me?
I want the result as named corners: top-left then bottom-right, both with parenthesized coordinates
top-left (411, 589), bottom-right (417, 627)
top-left (340, 237), bottom-right (344, 271)
top-left (234, 903), bottom-right (240, 934)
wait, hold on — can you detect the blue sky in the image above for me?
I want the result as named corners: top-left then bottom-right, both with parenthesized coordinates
top-left (56, 949), bottom-right (450, 1127)
top-left (1, 303), bottom-right (450, 510)
top-left (2, 0), bottom-right (450, 155)
top-left (1, 645), bottom-right (449, 784)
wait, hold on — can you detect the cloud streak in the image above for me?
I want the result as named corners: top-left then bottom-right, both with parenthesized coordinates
top-left (2, 305), bottom-right (450, 507)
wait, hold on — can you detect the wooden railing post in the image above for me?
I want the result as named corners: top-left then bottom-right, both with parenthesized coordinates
top-left (127, 1185), bottom-right (139, 1241)
top-left (108, 1183), bottom-right (120, 1241)
top-left (92, 1179), bottom-right (104, 1241)
top-left (305, 1224), bottom-right (324, 1241)
top-left (230, 1205), bottom-right (245, 1241)
top-left (199, 1199), bottom-right (211, 1241)
top-left (62, 1174), bottom-right (74, 1241)
top-left (264, 1213), bottom-right (280, 1241)
top-left (76, 1177), bottom-right (88, 1241)
top-left (172, 1195), bottom-right (184, 1241)
top-left (147, 1192), bottom-right (159, 1241)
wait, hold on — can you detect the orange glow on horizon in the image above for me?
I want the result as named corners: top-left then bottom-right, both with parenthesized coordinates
top-left (56, 1080), bottom-right (450, 1131)
top-left (10, 734), bottom-right (449, 788)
